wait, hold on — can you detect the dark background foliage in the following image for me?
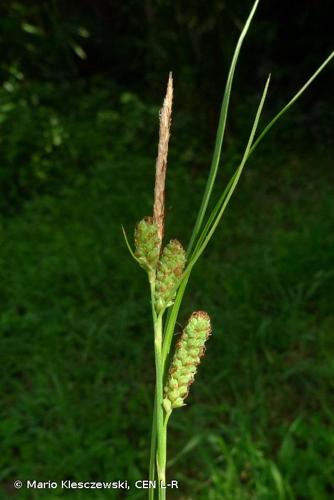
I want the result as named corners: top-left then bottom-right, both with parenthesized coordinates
top-left (0, 1), bottom-right (333, 499)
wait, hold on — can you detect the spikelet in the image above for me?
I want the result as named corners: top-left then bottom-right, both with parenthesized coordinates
top-left (134, 217), bottom-right (160, 274)
top-left (153, 72), bottom-right (173, 250)
top-left (155, 239), bottom-right (186, 313)
top-left (163, 311), bottom-right (211, 413)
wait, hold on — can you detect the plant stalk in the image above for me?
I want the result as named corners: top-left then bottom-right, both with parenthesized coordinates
top-left (150, 281), bottom-right (167, 499)
top-left (149, 394), bottom-right (157, 500)
top-left (154, 313), bottom-right (166, 499)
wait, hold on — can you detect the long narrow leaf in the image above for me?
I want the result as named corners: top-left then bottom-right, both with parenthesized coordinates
top-left (187, 0), bottom-right (260, 255)
top-left (189, 51), bottom-right (334, 265)
top-left (161, 36), bottom-right (333, 372)
top-left (249, 50), bottom-right (334, 157)
top-left (162, 0), bottom-right (260, 364)
top-left (188, 75), bottom-right (271, 269)
top-left (162, 75), bottom-right (270, 365)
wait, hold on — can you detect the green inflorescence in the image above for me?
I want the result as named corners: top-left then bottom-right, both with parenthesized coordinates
top-left (134, 217), bottom-right (160, 274)
top-left (155, 239), bottom-right (186, 314)
top-left (163, 311), bottom-right (211, 413)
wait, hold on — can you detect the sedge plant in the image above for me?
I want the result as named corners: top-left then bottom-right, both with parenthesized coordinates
top-left (123, 1), bottom-right (333, 497)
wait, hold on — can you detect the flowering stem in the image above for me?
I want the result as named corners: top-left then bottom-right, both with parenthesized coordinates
top-left (154, 313), bottom-right (166, 499)
top-left (149, 394), bottom-right (157, 500)
top-left (150, 282), bottom-right (167, 499)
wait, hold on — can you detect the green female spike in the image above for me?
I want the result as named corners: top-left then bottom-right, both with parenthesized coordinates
top-left (134, 217), bottom-right (160, 275)
top-left (155, 239), bottom-right (186, 314)
top-left (163, 311), bottom-right (211, 413)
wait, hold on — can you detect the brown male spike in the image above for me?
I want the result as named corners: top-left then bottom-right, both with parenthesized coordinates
top-left (153, 72), bottom-right (173, 251)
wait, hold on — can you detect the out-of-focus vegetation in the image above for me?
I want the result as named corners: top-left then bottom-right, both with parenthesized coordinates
top-left (0, 1), bottom-right (333, 499)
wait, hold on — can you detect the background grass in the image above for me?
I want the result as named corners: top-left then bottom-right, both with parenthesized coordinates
top-left (0, 78), bottom-right (333, 498)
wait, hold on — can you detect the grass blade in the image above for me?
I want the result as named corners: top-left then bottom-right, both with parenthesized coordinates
top-left (162, 75), bottom-right (270, 366)
top-left (187, 0), bottom-right (260, 255)
top-left (188, 75), bottom-right (271, 269)
top-left (249, 50), bottom-right (334, 157)
top-left (162, 30), bottom-right (334, 373)
top-left (191, 51), bottom-right (334, 260)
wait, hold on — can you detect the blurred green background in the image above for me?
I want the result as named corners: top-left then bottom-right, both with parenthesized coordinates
top-left (0, 1), bottom-right (333, 499)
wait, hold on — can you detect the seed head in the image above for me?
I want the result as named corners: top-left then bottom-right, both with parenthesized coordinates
top-left (155, 239), bottom-right (186, 313)
top-left (134, 217), bottom-right (160, 273)
top-left (163, 311), bottom-right (211, 413)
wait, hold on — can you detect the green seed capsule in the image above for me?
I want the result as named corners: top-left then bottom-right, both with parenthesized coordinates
top-left (155, 239), bottom-right (186, 313)
top-left (134, 217), bottom-right (160, 273)
top-left (163, 311), bottom-right (211, 412)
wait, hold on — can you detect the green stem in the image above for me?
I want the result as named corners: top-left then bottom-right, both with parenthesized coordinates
top-left (150, 281), bottom-right (167, 499)
top-left (158, 410), bottom-right (171, 496)
top-left (154, 313), bottom-right (166, 499)
top-left (149, 394), bottom-right (156, 500)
